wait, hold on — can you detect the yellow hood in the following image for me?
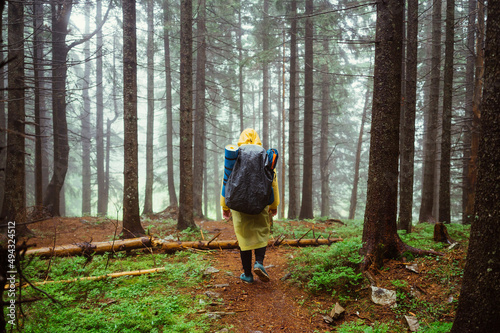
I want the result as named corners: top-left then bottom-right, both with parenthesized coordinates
top-left (238, 128), bottom-right (262, 146)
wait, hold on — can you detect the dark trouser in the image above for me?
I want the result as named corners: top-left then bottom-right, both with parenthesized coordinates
top-left (240, 246), bottom-right (266, 276)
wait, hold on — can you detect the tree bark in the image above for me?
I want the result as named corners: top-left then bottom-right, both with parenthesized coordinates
top-left (178, 0), bottom-right (196, 230)
top-left (122, 0), bottom-right (145, 238)
top-left (398, 0), bottom-right (418, 231)
top-left (163, 0), bottom-right (178, 208)
top-left (213, 130), bottom-right (221, 221)
top-left (1, 0), bottom-right (26, 225)
top-left (320, 37), bottom-right (330, 218)
top-left (193, 0), bottom-right (206, 218)
top-left (464, 0), bottom-right (484, 225)
top-left (438, 0), bottom-right (455, 224)
top-left (238, 2), bottom-right (244, 133)
top-left (43, 0), bottom-right (73, 217)
top-left (287, 0), bottom-right (299, 220)
top-left (261, 0), bottom-right (270, 147)
top-left (461, 0), bottom-right (476, 224)
top-left (299, 0), bottom-right (314, 220)
top-left (143, 0), bottom-right (155, 215)
top-left (81, 3), bottom-right (92, 215)
top-left (419, 0), bottom-right (442, 223)
top-left (25, 237), bottom-right (343, 257)
top-left (96, 0), bottom-right (106, 216)
top-left (362, 0), bottom-right (437, 270)
top-left (0, 47), bottom-right (4, 217)
top-left (451, 1), bottom-right (500, 327)
top-left (33, 0), bottom-right (45, 210)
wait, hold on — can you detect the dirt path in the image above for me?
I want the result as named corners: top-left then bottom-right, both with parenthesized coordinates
top-left (204, 247), bottom-right (326, 332)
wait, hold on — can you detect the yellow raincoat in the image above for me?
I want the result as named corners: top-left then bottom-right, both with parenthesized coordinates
top-left (220, 129), bottom-right (280, 251)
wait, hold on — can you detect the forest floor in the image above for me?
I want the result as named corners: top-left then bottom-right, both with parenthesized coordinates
top-left (20, 214), bottom-right (465, 332)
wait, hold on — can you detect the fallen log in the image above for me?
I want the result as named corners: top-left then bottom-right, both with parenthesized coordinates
top-left (25, 236), bottom-right (343, 257)
top-left (6, 267), bottom-right (166, 289)
top-left (25, 237), bottom-right (152, 258)
top-left (152, 237), bottom-right (343, 252)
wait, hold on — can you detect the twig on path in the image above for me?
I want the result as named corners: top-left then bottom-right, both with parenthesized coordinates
top-left (15, 267), bottom-right (166, 288)
top-left (298, 228), bottom-right (312, 242)
top-left (207, 232), bottom-right (221, 246)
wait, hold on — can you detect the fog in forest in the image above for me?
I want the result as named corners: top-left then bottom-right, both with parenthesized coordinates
top-left (1, 0), bottom-right (474, 224)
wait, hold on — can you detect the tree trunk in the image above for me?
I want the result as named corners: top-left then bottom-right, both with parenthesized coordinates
top-left (461, 0), bottom-right (476, 224)
top-left (0, 47), bottom-right (5, 216)
top-left (238, 3), bottom-right (244, 133)
top-left (464, 0), bottom-right (484, 225)
top-left (163, 0), bottom-right (178, 208)
top-left (178, 0), bottom-right (196, 230)
top-left (105, 118), bottom-right (113, 212)
top-left (438, 0), bottom-right (454, 224)
top-left (81, 3), bottom-right (92, 215)
top-left (213, 129), bottom-right (221, 221)
top-left (349, 79), bottom-right (370, 220)
top-left (33, 0), bottom-right (45, 210)
top-left (398, 0), bottom-right (418, 231)
top-left (362, 0), bottom-right (436, 270)
top-left (26, 237), bottom-right (343, 257)
top-left (287, 0), bottom-right (299, 220)
top-left (143, 0), bottom-right (155, 215)
top-left (320, 37), bottom-right (330, 218)
top-left (280, 30), bottom-right (286, 219)
top-left (299, 0), bottom-right (314, 220)
top-left (60, 183), bottom-right (66, 216)
top-left (105, 33), bottom-right (120, 213)
top-left (418, 0), bottom-right (441, 223)
top-left (43, 0), bottom-right (72, 217)
top-left (261, 0), bottom-right (269, 147)
top-left (451, 3), bottom-right (500, 327)
top-left (122, 0), bottom-right (145, 238)
top-left (1, 0), bottom-right (26, 225)
top-left (193, 0), bottom-right (206, 218)
top-left (96, 0), bottom-right (106, 216)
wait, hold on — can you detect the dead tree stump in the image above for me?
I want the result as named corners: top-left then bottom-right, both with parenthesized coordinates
top-left (433, 222), bottom-right (454, 244)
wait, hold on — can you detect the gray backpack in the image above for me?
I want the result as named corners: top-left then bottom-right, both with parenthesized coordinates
top-left (225, 145), bottom-right (274, 215)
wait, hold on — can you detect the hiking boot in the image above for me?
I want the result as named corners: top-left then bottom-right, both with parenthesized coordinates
top-left (240, 273), bottom-right (254, 284)
top-left (253, 262), bottom-right (270, 282)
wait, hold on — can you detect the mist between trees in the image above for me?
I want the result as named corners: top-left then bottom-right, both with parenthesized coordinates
top-left (0, 0), bottom-right (479, 226)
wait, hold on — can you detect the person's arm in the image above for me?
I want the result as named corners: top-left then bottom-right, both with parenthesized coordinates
top-left (269, 170), bottom-right (280, 216)
top-left (220, 179), bottom-right (231, 219)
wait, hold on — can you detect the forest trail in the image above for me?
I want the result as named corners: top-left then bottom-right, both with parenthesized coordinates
top-left (203, 246), bottom-right (324, 332)
top-left (24, 216), bottom-right (340, 332)
top-left (22, 216), bottom-right (461, 332)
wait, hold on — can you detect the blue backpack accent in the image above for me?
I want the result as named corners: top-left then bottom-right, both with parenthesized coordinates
top-left (222, 145), bottom-right (239, 198)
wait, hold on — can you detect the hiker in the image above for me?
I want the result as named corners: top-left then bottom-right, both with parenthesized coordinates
top-left (220, 128), bottom-right (280, 283)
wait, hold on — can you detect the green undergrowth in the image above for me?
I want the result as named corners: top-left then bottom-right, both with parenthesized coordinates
top-left (7, 251), bottom-right (217, 332)
top-left (273, 218), bottom-right (365, 240)
top-left (288, 237), bottom-right (364, 299)
top-left (288, 220), bottom-right (470, 332)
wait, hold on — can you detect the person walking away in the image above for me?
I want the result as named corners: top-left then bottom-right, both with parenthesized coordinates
top-left (220, 128), bottom-right (279, 283)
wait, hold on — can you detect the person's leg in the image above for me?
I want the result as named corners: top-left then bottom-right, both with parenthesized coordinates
top-left (254, 246), bottom-right (266, 265)
top-left (253, 246), bottom-right (270, 282)
top-left (240, 249), bottom-right (253, 282)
